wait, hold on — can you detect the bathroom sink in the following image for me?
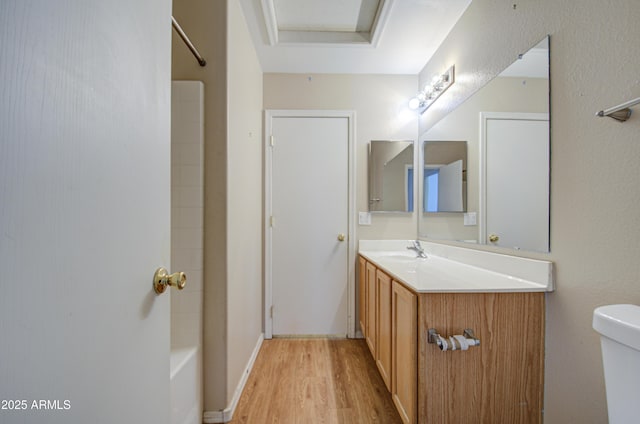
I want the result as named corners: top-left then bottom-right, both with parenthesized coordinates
top-left (370, 251), bottom-right (423, 262)
top-left (382, 255), bottom-right (419, 262)
top-left (359, 240), bottom-right (554, 293)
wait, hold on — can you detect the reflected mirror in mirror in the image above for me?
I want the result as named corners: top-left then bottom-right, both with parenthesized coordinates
top-left (368, 140), bottom-right (414, 213)
top-left (423, 140), bottom-right (467, 213)
top-left (418, 36), bottom-right (550, 252)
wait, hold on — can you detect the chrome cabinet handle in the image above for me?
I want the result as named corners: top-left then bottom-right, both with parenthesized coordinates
top-left (153, 268), bottom-right (186, 294)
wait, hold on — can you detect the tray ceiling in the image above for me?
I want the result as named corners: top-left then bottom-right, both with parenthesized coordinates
top-left (240, 0), bottom-right (473, 74)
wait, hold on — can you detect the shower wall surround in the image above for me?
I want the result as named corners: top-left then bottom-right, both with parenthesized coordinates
top-left (171, 81), bottom-right (204, 349)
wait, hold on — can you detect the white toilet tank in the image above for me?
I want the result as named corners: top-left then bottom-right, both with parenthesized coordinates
top-left (593, 304), bottom-right (640, 424)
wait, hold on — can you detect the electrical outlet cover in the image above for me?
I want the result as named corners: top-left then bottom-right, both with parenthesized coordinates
top-left (464, 212), bottom-right (477, 226)
top-left (359, 212), bottom-right (372, 226)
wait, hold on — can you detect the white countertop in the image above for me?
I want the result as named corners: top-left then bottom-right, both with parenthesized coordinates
top-left (359, 240), bottom-right (554, 293)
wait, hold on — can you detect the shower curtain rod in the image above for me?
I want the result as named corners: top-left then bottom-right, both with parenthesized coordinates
top-left (172, 16), bottom-right (206, 67)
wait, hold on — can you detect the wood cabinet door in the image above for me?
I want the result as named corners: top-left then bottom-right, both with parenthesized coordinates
top-left (376, 269), bottom-right (392, 391)
top-left (365, 261), bottom-right (377, 356)
top-left (417, 292), bottom-right (544, 423)
top-left (358, 256), bottom-right (367, 338)
top-left (392, 281), bottom-right (417, 424)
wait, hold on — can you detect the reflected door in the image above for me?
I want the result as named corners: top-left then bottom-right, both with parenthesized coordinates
top-left (482, 112), bottom-right (549, 252)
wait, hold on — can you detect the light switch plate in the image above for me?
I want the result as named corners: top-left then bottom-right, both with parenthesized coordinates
top-left (464, 212), bottom-right (477, 226)
top-left (359, 212), bottom-right (372, 226)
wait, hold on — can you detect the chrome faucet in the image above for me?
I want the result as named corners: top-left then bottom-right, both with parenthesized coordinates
top-left (407, 240), bottom-right (427, 258)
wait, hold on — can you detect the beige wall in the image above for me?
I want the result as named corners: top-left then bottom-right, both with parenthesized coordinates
top-left (418, 1), bottom-right (640, 422)
top-left (264, 73), bottom-right (419, 240)
top-left (173, 0), bottom-right (263, 415)
top-left (226, 0), bottom-right (264, 408)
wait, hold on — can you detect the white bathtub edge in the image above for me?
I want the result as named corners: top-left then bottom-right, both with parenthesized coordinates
top-left (170, 346), bottom-right (198, 381)
top-left (170, 345), bottom-right (201, 424)
top-left (202, 332), bottom-right (264, 424)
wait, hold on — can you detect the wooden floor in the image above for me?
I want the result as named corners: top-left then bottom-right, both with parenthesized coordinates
top-left (229, 338), bottom-right (403, 424)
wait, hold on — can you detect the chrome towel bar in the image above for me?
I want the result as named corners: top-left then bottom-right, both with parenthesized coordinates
top-left (428, 328), bottom-right (480, 351)
top-left (596, 97), bottom-right (640, 122)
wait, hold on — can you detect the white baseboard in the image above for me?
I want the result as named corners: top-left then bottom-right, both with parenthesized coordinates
top-left (202, 333), bottom-right (264, 423)
top-left (202, 409), bottom-right (225, 423)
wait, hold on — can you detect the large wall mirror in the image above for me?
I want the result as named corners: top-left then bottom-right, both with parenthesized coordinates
top-left (418, 36), bottom-right (550, 252)
top-left (369, 140), bottom-right (414, 213)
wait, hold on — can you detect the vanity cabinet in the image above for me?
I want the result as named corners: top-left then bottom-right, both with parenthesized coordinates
top-left (358, 256), bottom-right (367, 337)
top-left (392, 280), bottom-right (417, 424)
top-left (365, 261), bottom-right (377, 355)
top-left (376, 269), bottom-right (392, 390)
top-left (358, 255), bottom-right (545, 424)
top-left (360, 259), bottom-right (393, 390)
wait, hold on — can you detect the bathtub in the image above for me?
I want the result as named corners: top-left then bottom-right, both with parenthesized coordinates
top-left (170, 346), bottom-right (201, 424)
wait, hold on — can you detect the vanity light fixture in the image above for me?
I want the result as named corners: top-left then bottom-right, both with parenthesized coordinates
top-left (409, 65), bottom-right (455, 114)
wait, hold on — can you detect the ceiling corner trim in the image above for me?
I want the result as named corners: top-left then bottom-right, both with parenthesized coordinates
top-left (369, 0), bottom-right (395, 47)
top-left (261, 0), bottom-right (279, 45)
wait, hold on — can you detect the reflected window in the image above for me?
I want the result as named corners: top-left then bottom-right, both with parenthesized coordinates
top-left (407, 167), bottom-right (414, 212)
top-left (424, 168), bottom-right (439, 212)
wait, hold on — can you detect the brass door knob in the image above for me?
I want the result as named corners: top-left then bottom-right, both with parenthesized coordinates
top-left (337, 233), bottom-right (346, 242)
top-left (153, 268), bottom-right (186, 294)
top-left (489, 234), bottom-right (500, 243)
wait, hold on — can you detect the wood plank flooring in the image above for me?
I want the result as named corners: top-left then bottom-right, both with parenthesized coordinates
top-left (229, 338), bottom-right (403, 424)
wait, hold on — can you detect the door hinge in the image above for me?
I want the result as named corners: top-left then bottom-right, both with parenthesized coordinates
top-left (270, 135), bottom-right (274, 147)
top-left (270, 305), bottom-right (274, 318)
top-left (270, 215), bottom-right (275, 227)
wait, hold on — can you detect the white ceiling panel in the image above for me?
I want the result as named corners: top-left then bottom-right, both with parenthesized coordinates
top-left (274, 0), bottom-right (381, 32)
top-left (262, 0), bottom-right (392, 45)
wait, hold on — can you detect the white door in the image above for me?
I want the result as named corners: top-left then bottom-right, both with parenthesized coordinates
top-left (265, 111), bottom-right (354, 338)
top-left (0, 1), bottom-right (171, 423)
top-left (480, 112), bottom-right (549, 252)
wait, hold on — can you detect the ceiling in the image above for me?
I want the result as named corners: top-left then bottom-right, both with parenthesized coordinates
top-left (239, 0), bottom-right (473, 74)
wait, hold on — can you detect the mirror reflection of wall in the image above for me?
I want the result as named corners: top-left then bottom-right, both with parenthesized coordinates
top-left (418, 36), bottom-right (550, 252)
top-left (369, 140), bottom-right (414, 213)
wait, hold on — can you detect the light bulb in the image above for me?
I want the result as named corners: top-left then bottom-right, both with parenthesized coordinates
top-left (408, 97), bottom-right (421, 110)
